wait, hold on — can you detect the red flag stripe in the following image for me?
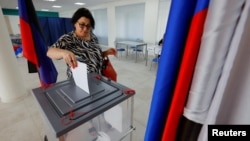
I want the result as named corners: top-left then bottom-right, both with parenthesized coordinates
top-left (20, 18), bottom-right (39, 66)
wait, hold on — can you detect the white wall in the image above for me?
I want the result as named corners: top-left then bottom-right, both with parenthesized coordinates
top-left (4, 15), bottom-right (20, 35)
top-left (143, 0), bottom-right (159, 44)
top-left (156, 0), bottom-right (171, 41)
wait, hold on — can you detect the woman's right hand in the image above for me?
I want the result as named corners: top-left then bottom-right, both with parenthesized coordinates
top-left (47, 48), bottom-right (77, 68)
top-left (61, 50), bottom-right (78, 69)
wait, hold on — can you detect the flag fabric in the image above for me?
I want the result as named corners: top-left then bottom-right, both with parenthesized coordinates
top-left (183, 0), bottom-right (245, 124)
top-left (27, 61), bottom-right (38, 73)
top-left (161, 0), bottom-right (210, 140)
top-left (176, 116), bottom-right (202, 141)
top-left (144, 0), bottom-right (198, 140)
top-left (18, 0), bottom-right (58, 86)
top-left (198, 0), bottom-right (249, 140)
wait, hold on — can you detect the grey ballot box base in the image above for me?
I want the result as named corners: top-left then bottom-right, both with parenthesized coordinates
top-left (32, 73), bottom-right (135, 140)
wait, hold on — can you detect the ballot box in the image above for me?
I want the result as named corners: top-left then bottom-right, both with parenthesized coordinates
top-left (32, 73), bottom-right (135, 141)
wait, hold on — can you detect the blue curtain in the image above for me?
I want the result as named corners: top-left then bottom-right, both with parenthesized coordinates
top-left (38, 17), bottom-right (51, 46)
top-left (47, 17), bottom-right (65, 45)
top-left (63, 18), bottom-right (74, 33)
top-left (38, 17), bottom-right (74, 46)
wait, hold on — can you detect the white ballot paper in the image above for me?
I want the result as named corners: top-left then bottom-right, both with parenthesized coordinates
top-left (71, 61), bottom-right (90, 94)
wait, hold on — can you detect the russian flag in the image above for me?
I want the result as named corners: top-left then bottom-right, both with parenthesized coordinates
top-left (144, 0), bottom-right (198, 140)
top-left (18, 0), bottom-right (57, 87)
top-left (161, 0), bottom-right (210, 141)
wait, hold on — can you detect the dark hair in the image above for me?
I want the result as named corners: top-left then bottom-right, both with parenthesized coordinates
top-left (71, 7), bottom-right (95, 29)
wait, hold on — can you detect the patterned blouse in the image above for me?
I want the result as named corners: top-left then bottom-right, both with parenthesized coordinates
top-left (52, 31), bottom-right (103, 78)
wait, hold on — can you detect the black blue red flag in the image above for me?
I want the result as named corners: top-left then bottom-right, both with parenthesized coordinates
top-left (18, 0), bottom-right (58, 87)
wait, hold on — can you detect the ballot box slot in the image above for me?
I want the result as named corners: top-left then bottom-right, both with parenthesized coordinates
top-left (67, 91), bottom-right (123, 120)
top-left (60, 89), bottom-right (122, 118)
top-left (59, 86), bottom-right (105, 104)
top-left (45, 79), bottom-right (122, 117)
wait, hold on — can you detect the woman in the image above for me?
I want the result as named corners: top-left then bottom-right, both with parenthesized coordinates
top-left (47, 7), bottom-right (117, 79)
top-left (46, 7), bottom-right (116, 141)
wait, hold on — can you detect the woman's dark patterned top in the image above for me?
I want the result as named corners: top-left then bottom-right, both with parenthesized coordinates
top-left (51, 31), bottom-right (103, 78)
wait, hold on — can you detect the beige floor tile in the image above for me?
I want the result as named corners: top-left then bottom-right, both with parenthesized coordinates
top-left (132, 121), bottom-right (146, 141)
top-left (0, 117), bottom-right (42, 141)
top-left (0, 99), bottom-right (29, 132)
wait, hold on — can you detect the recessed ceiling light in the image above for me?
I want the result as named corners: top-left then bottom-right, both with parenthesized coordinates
top-left (75, 2), bottom-right (85, 5)
top-left (52, 5), bottom-right (61, 8)
top-left (41, 9), bottom-right (49, 11)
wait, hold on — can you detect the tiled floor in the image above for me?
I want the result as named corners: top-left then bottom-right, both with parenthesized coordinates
top-left (0, 53), bottom-right (158, 141)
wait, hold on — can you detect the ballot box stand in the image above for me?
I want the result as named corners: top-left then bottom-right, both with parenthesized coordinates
top-left (32, 73), bottom-right (136, 141)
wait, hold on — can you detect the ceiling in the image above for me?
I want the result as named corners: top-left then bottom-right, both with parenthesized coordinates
top-left (0, 0), bottom-right (118, 12)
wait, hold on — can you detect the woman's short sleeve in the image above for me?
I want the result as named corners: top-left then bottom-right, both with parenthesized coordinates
top-left (51, 34), bottom-right (73, 49)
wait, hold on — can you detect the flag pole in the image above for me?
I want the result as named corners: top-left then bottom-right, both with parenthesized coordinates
top-left (0, 6), bottom-right (27, 103)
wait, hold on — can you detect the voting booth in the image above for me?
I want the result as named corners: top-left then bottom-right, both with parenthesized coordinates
top-left (32, 73), bottom-right (135, 141)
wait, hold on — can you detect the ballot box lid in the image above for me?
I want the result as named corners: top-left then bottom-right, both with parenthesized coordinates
top-left (32, 73), bottom-right (135, 137)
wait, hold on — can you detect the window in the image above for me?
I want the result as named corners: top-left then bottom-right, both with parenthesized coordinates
top-left (92, 8), bottom-right (108, 45)
top-left (115, 3), bottom-right (145, 41)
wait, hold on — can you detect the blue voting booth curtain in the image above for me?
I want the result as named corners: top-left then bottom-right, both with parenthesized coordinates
top-left (38, 17), bottom-right (51, 46)
top-left (63, 18), bottom-right (74, 33)
top-left (47, 17), bottom-right (66, 45)
top-left (38, 17), bottom-right (74, 46)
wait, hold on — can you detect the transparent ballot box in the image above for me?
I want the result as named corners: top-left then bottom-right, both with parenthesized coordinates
top-left (32, 73), bottom-right (135, 141)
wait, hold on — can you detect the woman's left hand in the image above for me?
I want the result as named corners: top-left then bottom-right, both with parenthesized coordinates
top-left (104, 48), bottom-right (117, 57)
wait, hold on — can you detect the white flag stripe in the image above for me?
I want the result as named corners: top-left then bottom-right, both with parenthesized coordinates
top-left (198, 0), bottom-right (250, 140)
top-left (183, 0), bottom-right (245, 124)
